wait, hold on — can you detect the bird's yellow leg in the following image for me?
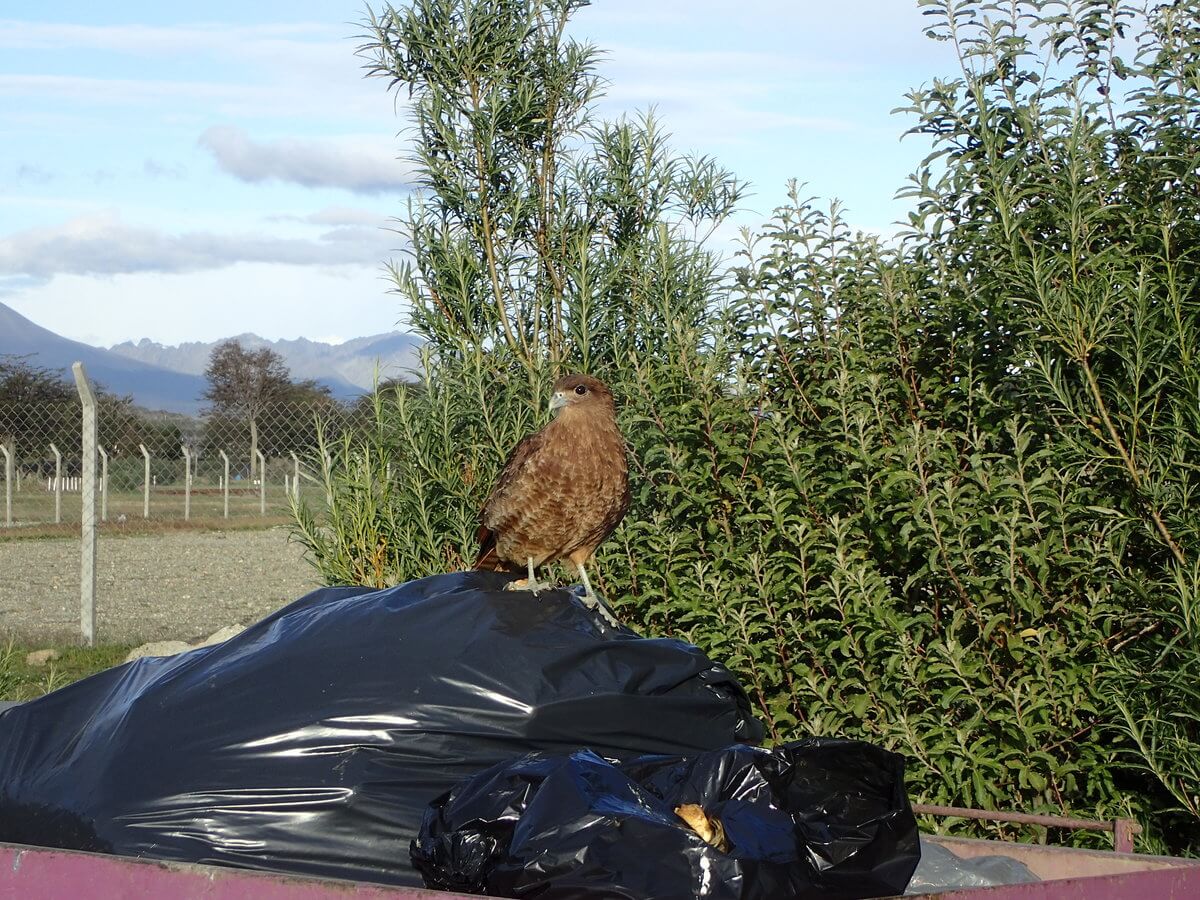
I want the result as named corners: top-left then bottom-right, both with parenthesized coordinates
top-left (575, 561), bottom-right (619, 626)
top-left (575, 561), bottom-right (596, 603)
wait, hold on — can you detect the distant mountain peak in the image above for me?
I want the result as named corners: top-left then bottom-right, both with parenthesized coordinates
top-left (0, 301), bottom-right (423, 415)
top-left (0, 301), bottom-right (211, 414)
top-left (107, 329), bottom-right (422, 397)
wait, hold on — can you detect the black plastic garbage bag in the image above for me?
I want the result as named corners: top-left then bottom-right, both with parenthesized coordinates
top-left (0, 571), bottom-right (761, 887)
top-left (413, 740), bottom-right (920, 899)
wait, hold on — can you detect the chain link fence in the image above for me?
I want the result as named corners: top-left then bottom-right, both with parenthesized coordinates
top-left (0, 399), bottom-right (368, 532)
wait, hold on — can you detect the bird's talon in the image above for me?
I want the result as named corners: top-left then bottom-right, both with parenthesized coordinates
top-left (505, 577), bottom-right (553, 595)
top-left (582, 595), bottom-right (620, 627)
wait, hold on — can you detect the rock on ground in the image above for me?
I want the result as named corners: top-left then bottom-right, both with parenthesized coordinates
top-left (124, 640), bottom-right (193, 663)
top-left (123, 623), bottom-right (249, 662)
top-left (200, 624), bottom-right (245, 647)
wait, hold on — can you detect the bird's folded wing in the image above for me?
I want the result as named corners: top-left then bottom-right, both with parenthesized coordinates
top-left (474, 429), bottom-right (548, 568)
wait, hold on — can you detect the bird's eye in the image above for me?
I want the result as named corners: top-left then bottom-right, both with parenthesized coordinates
top-left (574, 385), bottom-right (587, 396)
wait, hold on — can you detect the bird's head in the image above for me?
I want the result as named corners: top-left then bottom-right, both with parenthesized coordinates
top-left (548, 374), bottom-right (615, 418)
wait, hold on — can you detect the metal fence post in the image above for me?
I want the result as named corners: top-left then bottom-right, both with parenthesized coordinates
top-left (0, 442), bottom-right (11, 527)
top-left (290, 451), bottom-right (300, 502)
top-left (49, 442), bottom-right (62, 523)
top-left (219, 450), bottom-right (230, 518)
top-left (73, 362), bottom-right (97, 647)
top-left (97, 444), bottom-right (109, 522)
top-left (181, 445), bottom-right (192, 521)
top-left (139, 443), bottom-right (151, 518)
top-left (256, 450), bottom-right (266, 515)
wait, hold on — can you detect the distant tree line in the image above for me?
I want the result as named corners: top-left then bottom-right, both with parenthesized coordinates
top-left (0, 355), bottom-right (182, 469)
top-left (0, 343), bottom-right (385, 477)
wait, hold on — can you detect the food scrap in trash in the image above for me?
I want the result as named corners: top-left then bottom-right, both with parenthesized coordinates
top-left (676, 803), bottom-right (730, 852)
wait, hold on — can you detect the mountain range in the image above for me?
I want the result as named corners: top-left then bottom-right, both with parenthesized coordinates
top-left (0, 302), bottom-right (422, 416)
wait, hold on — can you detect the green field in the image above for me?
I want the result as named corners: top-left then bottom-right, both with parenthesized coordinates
top-left (0, 642), bottom-right (131, 702)
top-left (0, 480), bottom-right (323, 534)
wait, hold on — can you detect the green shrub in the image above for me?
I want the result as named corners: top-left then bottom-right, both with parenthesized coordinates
top-left (292, 0), bottom-right (1200, 853)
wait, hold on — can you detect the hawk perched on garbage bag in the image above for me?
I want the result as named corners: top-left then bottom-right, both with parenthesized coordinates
top-left (474, 374), bottom-right (630, 622)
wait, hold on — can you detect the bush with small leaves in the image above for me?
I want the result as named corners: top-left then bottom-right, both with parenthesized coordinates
top-left (292, 0), bottom-right (1200, 854)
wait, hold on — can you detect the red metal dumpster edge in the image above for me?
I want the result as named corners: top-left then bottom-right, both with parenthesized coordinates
top-left (0, 842), bottom-right (475, 900)
top-left (910, 863), bottom-right (1200, 899)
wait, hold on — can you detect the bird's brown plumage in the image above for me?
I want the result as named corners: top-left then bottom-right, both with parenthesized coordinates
top-left (474, 374), bottom-right (630, 578)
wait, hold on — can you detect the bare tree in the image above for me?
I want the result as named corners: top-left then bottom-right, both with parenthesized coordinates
top-left (202, 341), bottom-right (290, 477)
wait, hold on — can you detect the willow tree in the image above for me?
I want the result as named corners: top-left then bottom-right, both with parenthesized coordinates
top-left (360, 0), bottom-right (744, 377)
top-left (294, 0), bottom-right (747, 583)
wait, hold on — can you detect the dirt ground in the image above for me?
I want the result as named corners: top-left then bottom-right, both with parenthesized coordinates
top-left (0, 527), bottom-right (322, 645)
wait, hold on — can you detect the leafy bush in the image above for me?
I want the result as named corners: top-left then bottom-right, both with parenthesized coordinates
top-left (292, 0), bottom-right (1200, 853)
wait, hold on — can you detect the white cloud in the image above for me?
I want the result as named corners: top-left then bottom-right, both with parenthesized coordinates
top-left (0, 20), bottom-right (335, 54)
top-left (316, 225), bottom-right (387, 244)
top-left (199, 125), bottom-right (413, 194)
top-left (0, 213), bottom-right (399, 278)
top-left (0, 18), bottom-right (403, 124)
top-left (0, 20), bottom-right (373, 95)
top-left (303, 206), bottom-right (393, 227)
top-left (266, 207), bottom-right (395, 230)
top-left (0, 71), bottom-right (397, 127)
top-left (0, 73), bottom-right (257, 106)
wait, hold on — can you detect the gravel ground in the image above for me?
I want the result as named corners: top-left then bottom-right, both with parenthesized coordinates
top-left (0, 527), bottom-right (322, 645)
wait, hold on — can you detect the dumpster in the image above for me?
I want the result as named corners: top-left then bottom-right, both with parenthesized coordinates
top-left (2, 835), bottom-right (1198, 898)
top-left (1, 573), bottom-right (1197, 897)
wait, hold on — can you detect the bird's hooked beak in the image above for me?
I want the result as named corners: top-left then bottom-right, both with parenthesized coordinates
top-left (548, 391), bottom-right (568, 415)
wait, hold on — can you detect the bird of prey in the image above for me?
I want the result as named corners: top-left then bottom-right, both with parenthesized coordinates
top-left (474, 374), bottom-right (630, 622)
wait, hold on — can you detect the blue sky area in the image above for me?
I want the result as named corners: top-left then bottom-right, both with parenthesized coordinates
top-left (0, 2), bottom-right (959, 347)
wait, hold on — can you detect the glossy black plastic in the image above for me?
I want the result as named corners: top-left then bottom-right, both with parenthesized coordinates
top-left (0, 572), bottom-right (761, 887)
top-left (414, 741), bottom-right (920, 899)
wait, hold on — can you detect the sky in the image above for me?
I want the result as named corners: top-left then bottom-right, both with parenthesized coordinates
top-left (0, 2), bottom-right (959, 348)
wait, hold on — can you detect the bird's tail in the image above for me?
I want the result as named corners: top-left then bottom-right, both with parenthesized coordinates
top-left (473, 525), bottom-right (504, 571)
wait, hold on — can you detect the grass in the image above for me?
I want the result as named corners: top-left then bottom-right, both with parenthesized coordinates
top-left (0, 514), bottom-right (297, 542)
top-left (0, 641), bottom-right (132, 702)
top-left (1, 483), bottom-right (303, 522)
top-left (0, 483), bottom-right (324, 541)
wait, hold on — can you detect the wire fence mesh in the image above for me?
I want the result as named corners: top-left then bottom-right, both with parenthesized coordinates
top-left (0, 400), bottom-right (369, 533)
